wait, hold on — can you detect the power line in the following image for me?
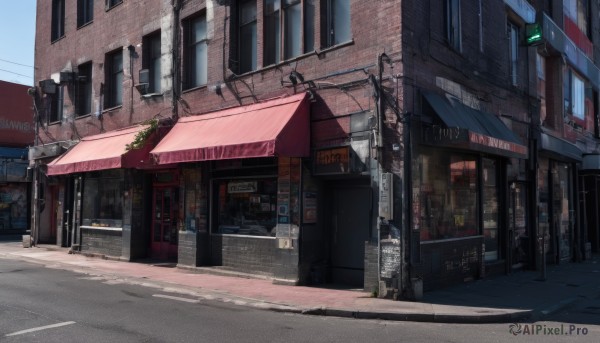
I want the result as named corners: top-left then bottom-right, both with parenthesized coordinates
top-left (0, 68), bottom-right (32, 79)
top-left (0, 58), bottom-right (34, 68)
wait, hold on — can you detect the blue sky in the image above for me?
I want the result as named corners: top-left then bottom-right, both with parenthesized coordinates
top-left (0, 0), bottom-right (36, 86)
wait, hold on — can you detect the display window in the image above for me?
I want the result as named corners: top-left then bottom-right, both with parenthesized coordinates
top-left (82, 170), bottom-right (124, 228)
top-left (0, 184), bottom-right (28, 230)
top-left (213, 177), bottom-right (277, 237)
top-left (416, 149), bottom-right (479, 241)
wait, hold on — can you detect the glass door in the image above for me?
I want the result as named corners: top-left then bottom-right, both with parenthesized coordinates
top-left (151, 187), bottom-right (178, 260)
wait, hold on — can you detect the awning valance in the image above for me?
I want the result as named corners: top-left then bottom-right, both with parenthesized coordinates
top-left (151, 93), bottom-right (310, 164)
top-left (422, 92), bottom-right (528, 158)
top-left (47, 125), bottom-right (153, 176)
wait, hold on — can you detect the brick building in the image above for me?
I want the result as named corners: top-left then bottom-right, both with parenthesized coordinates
top-left (30, 0), bottom-right (600, 297)
top-left (0, 80), bottom-right (33, 235)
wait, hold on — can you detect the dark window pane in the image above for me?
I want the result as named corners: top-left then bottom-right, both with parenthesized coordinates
top-left (185, 15), bottom-right (208, 89)
top-left (76, 62), bottom-right (93, 116)
top-left (239, 1), bottom-right (257, 73)
top-left (331, 0), bottom-right (350, 45)
top-left (284, 2), bottom-right (301, 59)
top-left (51, 0), bottom-right (65, 41)
top-left (106, 50), bottom-right (123, 107)
top-left (264, 10), bottom-right (281, 65)
top-left (304, 0), bottom-right (315, 53)
top-left (77, 0), bottom-right (94, 27)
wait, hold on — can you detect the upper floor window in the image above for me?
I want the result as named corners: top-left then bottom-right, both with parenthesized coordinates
top-left (323, 0), bottom-right (349, 48)
top-left (508, 22), bottom-right (519, 86)
top-left (77, 0), bottom-right (94, 28)
top-left (76, 62), bottom-right (93, 116)
top-left (238, 0), bottom-right (257, 74)
top-left (564, 0), bottom-right (590, 37)
top-left (48, 86), bottom-right (64, 124)
top-left (264, 0), bottom-right (315, 66)
top-left (143, 31), bottom-right (162, 93)
top-left (106, 0), bottom-right (123, 10)
top-left (444, 0), bottom-right (461, 51)
top-left (564, 69), bottom-right (586, 120)
top-left (105, 49), bottom-right (123, 108)
top-left (51, 0), bottom-right (65, 42)
top-left (183, 14), bottom-right (208, 89)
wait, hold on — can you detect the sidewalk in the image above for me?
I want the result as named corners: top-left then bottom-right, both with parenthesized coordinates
top-left (1, 241), bottom-right (598, 324)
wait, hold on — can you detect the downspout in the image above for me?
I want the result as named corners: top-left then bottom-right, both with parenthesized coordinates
top-left (172, 0), bottom-right (182, 119)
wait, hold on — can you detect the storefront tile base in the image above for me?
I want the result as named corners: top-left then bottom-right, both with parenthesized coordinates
top-left (81, 228), bottom-right (123, 258)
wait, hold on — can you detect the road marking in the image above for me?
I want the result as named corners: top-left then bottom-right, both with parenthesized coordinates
top-left (152, 294), bottom-right (200, 303)
top-left (5, 321), bottom-right (76, 337)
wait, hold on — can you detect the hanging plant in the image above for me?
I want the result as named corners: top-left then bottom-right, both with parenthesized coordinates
top-left (126, 119), bottom-right (158, 150)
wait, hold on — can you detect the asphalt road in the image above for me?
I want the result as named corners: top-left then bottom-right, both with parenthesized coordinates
top-left (0, 259), bottom-right (599, 343)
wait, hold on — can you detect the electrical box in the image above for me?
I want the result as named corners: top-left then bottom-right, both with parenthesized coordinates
top-left (379, 172), bottom-right (393, 220)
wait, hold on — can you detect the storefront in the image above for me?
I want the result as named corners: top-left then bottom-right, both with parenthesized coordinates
top-left (413, 92), bottom-right (528, 290)
top-left (150, 93), bottom-right (310, 281)
top-left (47, 125), bottom-right (160, 259)
top-left (0, 147), bottom-right (30, 233)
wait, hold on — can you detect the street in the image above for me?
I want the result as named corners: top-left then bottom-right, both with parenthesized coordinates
top-left (0, 259), bottom-right (598, 343)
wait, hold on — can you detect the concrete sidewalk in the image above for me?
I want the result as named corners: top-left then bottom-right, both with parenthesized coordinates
top-left (1, 241), bottom-right (598, 324)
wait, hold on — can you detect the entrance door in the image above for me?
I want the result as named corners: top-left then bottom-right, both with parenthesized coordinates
top-left (330, 187), bottom-right (371, 287)
top-left (151, 187), bottom-right (179, 260)
top-left (509, 182), bottom-right (529, 268)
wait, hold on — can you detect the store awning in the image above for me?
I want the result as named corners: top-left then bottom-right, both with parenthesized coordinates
top-left (540, 132), bottom-right (582, 162)
top-left (47, 125), bottom-right (153, 176)
top-left (151, 93), bottom-right (310, 164)
top-left (422, 92), bottom-right (528, 158)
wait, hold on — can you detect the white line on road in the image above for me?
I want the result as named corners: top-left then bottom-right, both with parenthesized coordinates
top-left (153, 294), bottom-right (200, 303)
top-left (5, 321), bottom-right (76, 337)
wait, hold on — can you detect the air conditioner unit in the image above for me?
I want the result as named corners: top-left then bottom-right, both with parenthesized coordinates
top-left (39, 79), bottom-right (57, 94)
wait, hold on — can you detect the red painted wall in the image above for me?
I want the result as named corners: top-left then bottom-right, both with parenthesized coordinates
top-left (0, 80), bottom-right (34, 147)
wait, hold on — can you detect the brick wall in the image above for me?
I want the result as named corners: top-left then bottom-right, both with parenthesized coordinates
top-left (364, 241), bottom-right (379, 293)
top-left (81, 228), bottom-right (123, 258)
top-left (417, 237), bottom-right (483, 291)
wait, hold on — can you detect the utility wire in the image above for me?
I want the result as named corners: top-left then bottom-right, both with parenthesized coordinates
top-left (0, 58), bottom-right (34, 68)
top-left (0, 68), bottom-right (32, 79)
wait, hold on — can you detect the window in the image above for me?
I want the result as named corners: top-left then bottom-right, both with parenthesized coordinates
top-left (48, 86), bottom-right (63, 124)
top-left (572, 73), bottom-right (585, 120)
top-left (76, 62), bottom-right (93, 116)
top-left (183, 14), bottom-right (208, 89)
top-left (564, 0), bottom-right (590, 37)
top-left (416, 149), bottom-right (478, 241)
top-left (143, 31), bottom-right (161, 93)
top-left (508, 22), bottom-right (519, 86)
top-left (482, 158), bottom-right (499, 262)
top-left (213, 178), bottom-right (278, 237)
top-left (82, 170), bottom-right (124, 227)
top-left (564, 69), bottom-right (585, 120)
top-left (444, 0), bottom-right (461, 51)
top-left (536, 52), bottom-right (545, 80)
top-left (51, 0), bottom-right (65, 42)
top-left (105, 0), bottom-right (122, 10)
top-left (264, 0), bottom-right (316, 66)
top-left (238, 0), bottom-right (257, 73)
top-left (323, 0), bottom-right (349, 48)
top-left (105, 49), bottom-right (123, 108)
top-left (77, 0), bottom-right (94, 27)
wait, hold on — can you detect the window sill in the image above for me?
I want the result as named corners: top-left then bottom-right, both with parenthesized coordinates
top-left (182, 84), bottom-right (207, 95)
top-left (75, 114), bottom-right (92, 120)
top-left (77, 21), bottom-right (93, 30)
top-left (51, 35), bottom-right (65, 45)
top-left (210, 233), bottom-right (276, 240)
top-left (47, 121), bottom-right (62, 126)
top-left (421, 235), bottom-right (483, 244)
top-left (316, 39), bottom-right (355, 56)
top-left (102, 105), bottom-right (122, 114)
top-left (141, 92), bottom-right (164, 99)
top-left (105, 1), bottom-right (123, 12)
top-left (81, 225), bottom-right (123, 232)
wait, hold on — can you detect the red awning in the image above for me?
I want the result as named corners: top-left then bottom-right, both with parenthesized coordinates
top-left (151, 93), bottom-right (310, 164)
top-left (47, 125), bottom-right (152, 176)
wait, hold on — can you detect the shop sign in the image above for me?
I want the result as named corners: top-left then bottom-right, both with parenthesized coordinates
top-left (468, 132), bottom-right (528, 156)
top-left (314, 147), bottom-right (350, 175)
top-left (227, 181), bottom-right (257, 193)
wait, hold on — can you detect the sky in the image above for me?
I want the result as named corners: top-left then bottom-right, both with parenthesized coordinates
top-left (0, 0), bottom-right (36, 86)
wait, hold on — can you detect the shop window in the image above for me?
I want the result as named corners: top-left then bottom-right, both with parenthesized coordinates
top-left (508, 22), bottom-right (519, 86)
top-left (536, 53), bottom-right (545, 80)
top-left (105, 48), bottom-right (123, 108)
top-left (51, 0), bottom-right (65, 42)
top-left (482, 158), bottom-right (499, 261)
top-left (213, 178), bottom-right (277, 237)
top-left (238, 0), bottom-right (257, 74)
top-left (143, 31), bottom-right (162, 94)
top-left (417, 149), bottom-right (478, 241)
top-left (322, 0), bottom-right (349, 48)
top-left (183, 13), bottom-right (208, 89)
top-left (77, 0), bottom-right (94, 28)
top-left (0, 184), bottom-right (29, 231)
top-left (76, 62), bottom-right (93, 116)
top-left (82, 170), bottom-right (124, 227)
top-left (444, 0), bottom-right (461, 51)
